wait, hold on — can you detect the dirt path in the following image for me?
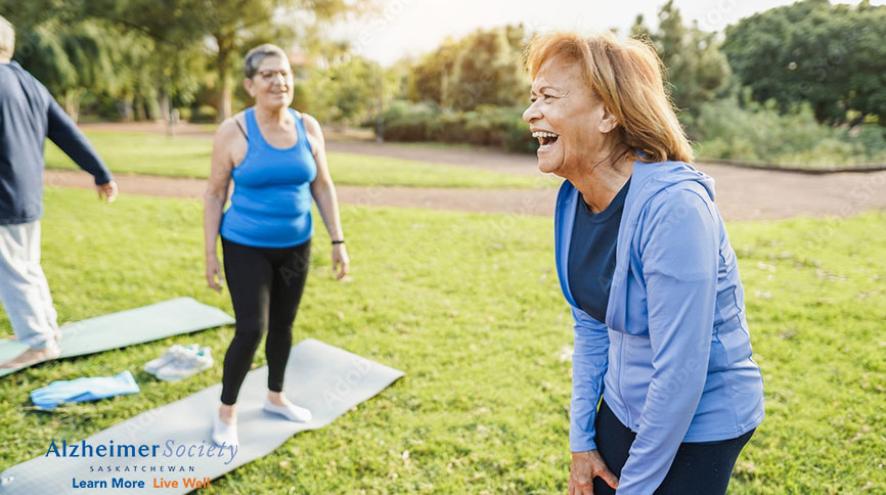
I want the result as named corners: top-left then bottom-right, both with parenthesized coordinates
top-left (45, 164), bottom-right (886, 221)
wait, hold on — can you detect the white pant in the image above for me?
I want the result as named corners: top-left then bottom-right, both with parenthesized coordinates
top-left (0, 221), bottom-right (59, 349)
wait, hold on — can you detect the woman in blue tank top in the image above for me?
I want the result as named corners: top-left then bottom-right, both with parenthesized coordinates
top-left (202, 44), bottom-right (350, 448)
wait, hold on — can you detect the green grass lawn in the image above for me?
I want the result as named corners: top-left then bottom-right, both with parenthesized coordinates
top-left (0, 188), bottom-right (882, 494)
top-left (45, 131), bottom-right (553, 189)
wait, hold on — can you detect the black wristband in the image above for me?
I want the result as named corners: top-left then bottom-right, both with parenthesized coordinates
top-left (331, 239), bottom-right (345, 245)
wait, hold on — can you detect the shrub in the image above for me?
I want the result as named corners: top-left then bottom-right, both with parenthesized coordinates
top-left (379, 101), bottom-right (537, 153)
top-left (691, 98), bottom-right (886, 167)
top-left (189, 104), bottom-right (218, 123)
top-left (378, 100), bottom-right (438, 142)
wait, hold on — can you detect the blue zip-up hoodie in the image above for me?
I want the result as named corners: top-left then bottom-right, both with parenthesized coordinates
top-left (555, 160), bottom-right (764, 493)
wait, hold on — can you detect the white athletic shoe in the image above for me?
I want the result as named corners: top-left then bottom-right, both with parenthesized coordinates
top-left (144, 344), bottom-right (196, 374)
top-left (211, 412), bottom-right (239, 447)
top-left (263, 398), bottom-right (312, 422)
top-left (155, 346), bottom-right (213, 381)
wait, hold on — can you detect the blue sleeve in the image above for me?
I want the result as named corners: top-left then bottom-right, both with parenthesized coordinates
top-left (570, 305), bottom-right (609, 452)
top-left (616, 187), bottom-right (719, 494)
top-left (46, 99), bottom-right (112, 185)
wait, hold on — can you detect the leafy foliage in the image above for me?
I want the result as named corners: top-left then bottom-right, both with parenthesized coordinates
top-left (11, 20), bottom-right (118, 119)
top-left (407, 25), bottom-right (527, 112)
top-left (630, 1), bottom-right (732, 117)
top-left (2, 0), bottom-right (364, 120)
top-left (722, 0), bottom-right (886, 125)
top-left (690, 96), bottom-right (886, 167)
top-left (297, 55), bottom-right (391, 126)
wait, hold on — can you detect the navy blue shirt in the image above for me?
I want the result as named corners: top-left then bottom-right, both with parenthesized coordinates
top-left (0, 61), bottom-right (112, 225)
top-left (567, 178), bottom-right (631, 322)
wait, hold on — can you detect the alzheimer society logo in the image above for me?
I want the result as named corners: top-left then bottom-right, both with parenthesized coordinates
top-left (45, 438), bottom-right (236, 490)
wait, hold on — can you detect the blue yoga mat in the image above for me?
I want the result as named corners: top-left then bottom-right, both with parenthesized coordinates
top-left (0, 298), bottom-right (234, 377)
top-left (0, 339), bottom-right (404, 495)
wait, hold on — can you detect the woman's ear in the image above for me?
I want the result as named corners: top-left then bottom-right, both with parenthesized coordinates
top-left (243, 78), bottom-right (255, 98)
top-left (598, 106), bottom-right (619, 134)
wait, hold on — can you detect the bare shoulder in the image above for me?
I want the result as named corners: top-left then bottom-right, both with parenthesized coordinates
top-left (216, 112), bottom-right (248, 138)
top-left (299, 112), bottom-right (324, 138)
top-left (214, 117), bottom-right (238, 139)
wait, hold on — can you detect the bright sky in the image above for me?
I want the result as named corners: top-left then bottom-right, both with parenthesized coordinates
top-left (336, 0), bottom-right (878, 66)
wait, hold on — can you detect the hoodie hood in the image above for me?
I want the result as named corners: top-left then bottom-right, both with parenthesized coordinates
top-left (629, 160), bottom-right (716, 204)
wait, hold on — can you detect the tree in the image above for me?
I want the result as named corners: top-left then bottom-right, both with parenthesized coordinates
top-left (83, 0), bottom-right (361, 120)
top-left (406, 25), bottom-right (527, 111)
top-left (3, 0), bottom-right (207, 122)
top-left (299, 54), bottom-right (390, 126)
top-left (12, 20), bottom-right (123, 121)
top-left (407, 38), bottom-right (460, 106)
top-left (446, 26), bottom-right (526, 111)
top-left (630, 1), bottom-right (732, 117)
top-left (722, 0), bottom-right (885, 125)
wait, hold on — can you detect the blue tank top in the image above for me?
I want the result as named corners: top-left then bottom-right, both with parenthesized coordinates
top-left (220, 107), bottom-right (317, 248)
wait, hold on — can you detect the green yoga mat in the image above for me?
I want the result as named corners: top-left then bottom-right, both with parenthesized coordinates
top-left (0, 338), bottom-right (404, 495)
top-left (0, 298), bottom-right (234, 377)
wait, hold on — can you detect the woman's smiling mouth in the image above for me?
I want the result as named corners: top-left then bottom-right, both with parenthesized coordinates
top-left (532, 130), bottom-right (560, 152)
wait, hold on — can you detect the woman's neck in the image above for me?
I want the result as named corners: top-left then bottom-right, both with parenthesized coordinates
top-left (569, 145), bottom-right (634, 214)
top-left (254, 105), bottom-right (289, 126)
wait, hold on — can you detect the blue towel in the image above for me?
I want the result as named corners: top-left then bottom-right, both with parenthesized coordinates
top-left (30, 371), bottom-right (140, 410)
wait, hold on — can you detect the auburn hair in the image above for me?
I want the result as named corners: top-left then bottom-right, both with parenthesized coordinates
top-left (526, 32), bottom-right (694, 163)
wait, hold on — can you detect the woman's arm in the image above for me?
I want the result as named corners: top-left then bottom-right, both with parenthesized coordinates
top-left (303, 114), bottom-right (349, 280)
top-left (569, 307), bottom-right (619, 494)
top-left (202, 119), bottom-right (237, 292)
top-left (615, 186), bottom-right (719, 494)
top-left (570, 307), bottom-right (611, 452)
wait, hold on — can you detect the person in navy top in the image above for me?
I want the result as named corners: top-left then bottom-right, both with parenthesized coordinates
top-left (0, 16), bottom-right (117, 370)
top-left (203, 44), bottom-right (349, 447)
top-left (523, 32), bottom-right (763, 494)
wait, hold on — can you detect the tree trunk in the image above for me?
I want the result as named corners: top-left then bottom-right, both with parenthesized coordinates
top-left (64, 90), bottom-right (81, 122)
top-left (118, 96), bottom-right (134, 122)
top-left (219, 74), bottom-right (233, 121)
top-left (158, 91), bottom-right (171, 123)
top-left (158, 91), bottom-right (176, 136)
top-left (134, 95), bottom-right (146, 121)
top-left (215, 33), bottom-right (235, 121)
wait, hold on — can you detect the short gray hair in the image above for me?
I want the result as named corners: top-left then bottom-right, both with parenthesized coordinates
top-left (243, 44), bottom-right (288, 78)
top-left (0, 15), bottom-right (14, 59)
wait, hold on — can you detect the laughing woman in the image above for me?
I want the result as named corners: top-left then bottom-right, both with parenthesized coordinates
top-left (203, 44), bottom-right (349, 447)
top-left (523, 33), bottom-right (764, 494)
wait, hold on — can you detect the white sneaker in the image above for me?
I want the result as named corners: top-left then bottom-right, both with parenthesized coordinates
top-left (144, 344), bottom-right (196, 374)
top-left (263, 398), bottom-right (312, 422)
top-left (156, 346), bottom-right (213, 381)
top-left (211, 412), bottom-right (239, 447)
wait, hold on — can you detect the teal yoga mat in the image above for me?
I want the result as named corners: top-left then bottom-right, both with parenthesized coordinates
top-left (0, 339), bottom-right (404, 495)
top-left (0, 298), bottom-right (234, 377)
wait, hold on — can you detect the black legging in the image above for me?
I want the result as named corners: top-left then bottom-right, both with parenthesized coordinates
top-left (220, 237), bottom-right (311, 405)
top-left (593, 399), bottom-right (754, 494)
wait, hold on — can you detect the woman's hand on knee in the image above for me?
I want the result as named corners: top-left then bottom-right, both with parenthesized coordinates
top-left (569, 450), bottom-right (618, 495)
